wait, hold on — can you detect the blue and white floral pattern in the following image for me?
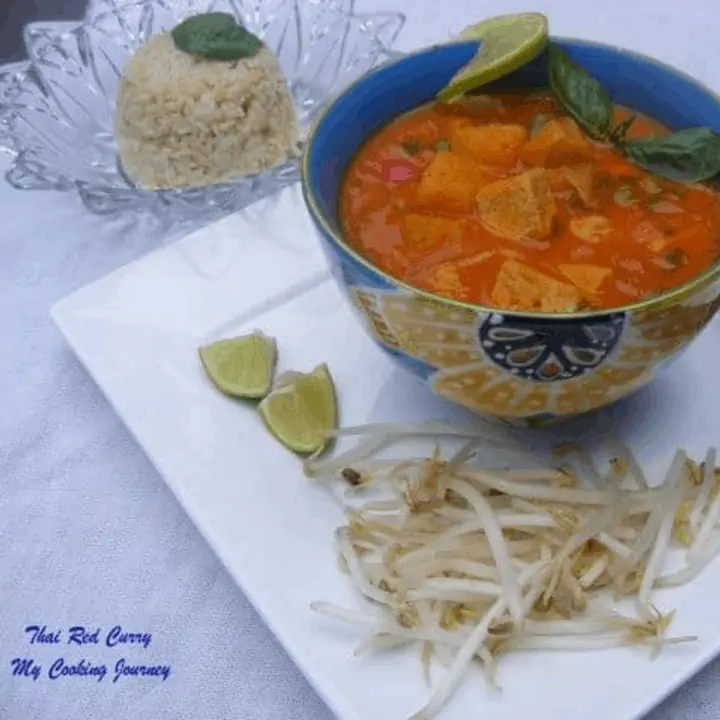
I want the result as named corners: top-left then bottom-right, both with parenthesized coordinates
top-left (478, 313), bottom-right (626, 382)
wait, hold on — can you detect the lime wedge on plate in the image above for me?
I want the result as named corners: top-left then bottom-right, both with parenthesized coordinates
top-left (258, 364), bottom-right (337, 454)
top-left (438, 12), bottom-right (549, 103)
top-left (199, 330), bottom-right (277, 399)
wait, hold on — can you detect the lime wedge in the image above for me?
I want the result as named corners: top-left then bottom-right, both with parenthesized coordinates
top-left (199, 330), bottom-right (277, 399)
top-left (258, 364), bottom-right (337, 454)
top-left (438, 13), bottom-right (549, 103)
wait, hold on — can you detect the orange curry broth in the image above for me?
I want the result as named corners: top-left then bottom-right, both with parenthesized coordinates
top-left (339, 90), bottom-right (720, 312)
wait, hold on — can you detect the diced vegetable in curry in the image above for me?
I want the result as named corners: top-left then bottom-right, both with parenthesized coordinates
top-left (339, 90), bottom-right (720, 312)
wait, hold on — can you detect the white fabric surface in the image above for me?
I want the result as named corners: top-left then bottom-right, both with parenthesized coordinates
top-left (3, 0), bottom-right (720, 717)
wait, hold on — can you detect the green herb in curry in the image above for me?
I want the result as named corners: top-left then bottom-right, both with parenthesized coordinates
top-left (399, 139), bottom-right (422, 157)
top-left (613, 185), bottom-right (637, 207)
top-left (609, 113), bottom-right (637, 143)
top-left (665, 247), bottom-right (690, 268)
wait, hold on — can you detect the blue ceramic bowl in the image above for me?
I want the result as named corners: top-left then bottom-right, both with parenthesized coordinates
top-left (301, 39), bottom-right (720, 427)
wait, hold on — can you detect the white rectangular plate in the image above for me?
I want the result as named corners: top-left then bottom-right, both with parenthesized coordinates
top-left (53, 186), bottom-right (720, 720)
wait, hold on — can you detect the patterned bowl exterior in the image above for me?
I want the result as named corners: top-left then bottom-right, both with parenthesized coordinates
top-left (302, 40), bottom-right (720, 427)
top-left (0, 0), bottom-right (404, 224)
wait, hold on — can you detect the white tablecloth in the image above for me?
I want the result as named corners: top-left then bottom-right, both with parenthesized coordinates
top-left (2, 0), bottom-right (720, 717)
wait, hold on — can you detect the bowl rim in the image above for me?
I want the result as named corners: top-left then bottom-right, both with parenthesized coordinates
top-left (301, 36), bottom-right (720, 321)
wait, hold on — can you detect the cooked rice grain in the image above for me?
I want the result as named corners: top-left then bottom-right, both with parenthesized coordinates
top-left (114, 33), bottom-right (300, 190)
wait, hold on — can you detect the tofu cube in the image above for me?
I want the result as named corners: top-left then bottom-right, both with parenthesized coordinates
top-left (450, 123), bottom-right (528, 167)
top-left (413, 151), bottom-right (483, 214)
top-left (521, 117), bottom-right (592, 167)
top-left (491, 260), bottom-right (580, 312)
top-left (475, 168), bottom-right (557, 241)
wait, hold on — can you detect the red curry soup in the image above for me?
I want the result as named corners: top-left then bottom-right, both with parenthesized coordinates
top-left (339, 91), bottom-right (720, 313)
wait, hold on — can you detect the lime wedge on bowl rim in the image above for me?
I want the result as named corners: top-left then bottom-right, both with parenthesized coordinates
top-left (199, 330), bottom-right (277, 399)
top-left (258, 363), bottom-right (337, 454)
top-left (438, 12), bottom-right (549, 103)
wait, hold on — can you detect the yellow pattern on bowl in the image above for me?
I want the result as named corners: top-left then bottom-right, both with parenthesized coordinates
top-left (345, 281), bottom-right (720, 427)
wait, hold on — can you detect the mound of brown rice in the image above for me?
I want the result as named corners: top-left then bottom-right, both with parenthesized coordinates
top-left (114, 33), bottom-right (300, 190)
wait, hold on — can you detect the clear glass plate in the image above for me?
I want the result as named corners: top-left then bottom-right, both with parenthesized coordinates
top-left (0, 0), bottom-right (404, 225)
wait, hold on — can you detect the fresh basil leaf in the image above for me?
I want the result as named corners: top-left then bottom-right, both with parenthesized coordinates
top-left (547, 44), bottom-right (613, 140)
top-left (172, 12), bottom-right (263, 60)
top-left (622, 127), bottom-right (720, 182)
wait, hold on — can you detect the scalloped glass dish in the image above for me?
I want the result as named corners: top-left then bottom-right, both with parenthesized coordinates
top-left (0, 0), bottom-right (404, 222)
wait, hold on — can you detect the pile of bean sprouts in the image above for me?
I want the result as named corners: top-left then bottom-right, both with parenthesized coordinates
top-left (305, 421), bottom-right (719, 719)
